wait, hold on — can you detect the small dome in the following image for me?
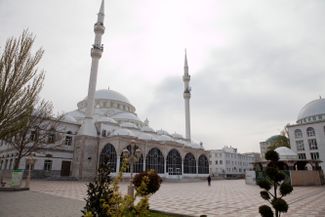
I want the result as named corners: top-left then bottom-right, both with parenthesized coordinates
top-left (111, 112), bottom-right (141, 123)
top-left (297, 98), bottom-right (325, 123)
top-left (266, 135), bottom-right (283, 144)
top-left (137, 133), bottom-right (153, 140)
top-left (112, 129), bottom-right (135, 137)
top-left (159, 135), bottom-right (173, 141)
top-left (62, 114), bottom-right (77, 123)
top-left (120, 122), bottom-right (139, 129)
top-left (157, 129), bottom-right (170, 136)
top-left (95, 116), bottom-right (117, 124)
top-left (171, 132), bottom-right (183, 139)
top-left (275, 147), bottom-right (298, 160)
top-left (141, 126), bottom-right (155, 133)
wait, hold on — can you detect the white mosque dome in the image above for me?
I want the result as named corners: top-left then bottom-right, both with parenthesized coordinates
top-left (94, 89), bottom-right (130, 104)
top-left (297, 98), bottom-right (325, 123)
top-left (275, 147), bottom-right (298, 160)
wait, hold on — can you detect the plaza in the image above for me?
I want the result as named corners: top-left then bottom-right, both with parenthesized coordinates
top-left (1, 179), bottom-right (325, 217)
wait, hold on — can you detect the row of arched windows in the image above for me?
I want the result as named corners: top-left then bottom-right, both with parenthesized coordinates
top-left (294, 127), bottom-right (318, 138)
top-left (99, 144), bottom-right (209, 174)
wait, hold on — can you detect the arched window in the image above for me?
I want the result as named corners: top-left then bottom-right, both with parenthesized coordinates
top-left (99, 144), bottom-right (117, 172)
top-left (307, 127), bottom-right (315, 137)
top-left (198, 155), bottom-right (209, 174)
top-left (184, 153), bottom-right (196, 174)
top-left (145, 148), bottom-right (164, 174)
top-left (294, 129), bottom-right (303, 138)
top-left (120, 145), bottom-right (143, 173)
top-left (166, 149), bottom-right (182, 175)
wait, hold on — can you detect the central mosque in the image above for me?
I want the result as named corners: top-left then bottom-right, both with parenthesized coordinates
top-left (64, 0), bottom-right (209, 179)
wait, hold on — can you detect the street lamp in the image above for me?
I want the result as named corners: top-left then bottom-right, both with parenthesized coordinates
top-left (122, 140), bottom-right (141, 197)
top-left (25, 152), bottom-right (36, 188)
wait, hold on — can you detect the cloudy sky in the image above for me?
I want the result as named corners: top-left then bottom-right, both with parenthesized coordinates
top-left (1, 0), bottom-right (325, 152)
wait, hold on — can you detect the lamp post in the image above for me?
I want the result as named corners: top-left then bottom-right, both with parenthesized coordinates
top-left (122, 141), bottom-right (141, 197)
top-left (25, 152), bottom-right (36, 188)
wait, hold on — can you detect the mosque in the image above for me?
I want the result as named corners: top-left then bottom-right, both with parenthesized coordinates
top-left (0, 0), bottom-right (209, 180)
top-left (287, 97), bottom-right (325, 172)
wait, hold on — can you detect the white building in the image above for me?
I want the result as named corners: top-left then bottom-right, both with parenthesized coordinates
top-left (287, 97), bottom-right (325, 172)
top-left (0, 0), bottom-right (210, 180)
top-left (208, 146), bottom-right (256, 178)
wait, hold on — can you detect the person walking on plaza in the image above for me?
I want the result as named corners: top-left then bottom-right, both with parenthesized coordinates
top-left (207, 175), bottom-right (211, 186)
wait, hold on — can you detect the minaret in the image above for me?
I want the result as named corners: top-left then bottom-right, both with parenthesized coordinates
top-left (79, 0), bottom-right (105, 136)
top-left (183, 50), bottom-right (191, 141)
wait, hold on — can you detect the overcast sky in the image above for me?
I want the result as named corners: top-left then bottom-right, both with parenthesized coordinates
top-left (1, 0), bottom-right (325, 153)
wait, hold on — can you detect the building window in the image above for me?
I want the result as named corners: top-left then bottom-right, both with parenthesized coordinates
top-left (30, 130), bottom-right (37, 141)
top-left (308, 139), bottom-right (318, 150)
top-left (295, 140), bottom-right (305, 151)
top-left (311, 152), bottom-right (319, 160)
top-left (166, 149), bottom-right (182, 175)
top-left (48, 132), bottom-right (55, 143)
top-left (198, 155), bottom-right (209, 174)
top-left (215, 160), bottom-right (218, 165)
top-left (219, 160), bottom-right (223, 165)
top-left (146, 148), bottom-right (164, 174)
top-left (298, 153), bottom-right (306, 159)
top-left (102, 130), bottom-right (106, 137)
top-left (44, 160), bottom-right (52, 171)
top-left (99, 144), bottom-right (117, 172)
top-left (307, 127), bottom-right (315, 137)
top-left (65, 131), bottom-right (73, 146)
top-left (184, 153), bottom-right (196, 174)
top-left (294, 129), bottom-right (303, 138)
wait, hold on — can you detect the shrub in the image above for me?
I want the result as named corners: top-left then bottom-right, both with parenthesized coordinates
top-left (82, 160), bottom-right (113, 217)
top-left (133, 170), bottom-right (162, 196)
top-left (258, 150), bottom-right (293, 217)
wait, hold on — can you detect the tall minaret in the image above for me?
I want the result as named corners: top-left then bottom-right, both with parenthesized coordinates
top-left (183, 50), bottom-right (191, 141)
top-left (79, 0), bottom-right (105, 136)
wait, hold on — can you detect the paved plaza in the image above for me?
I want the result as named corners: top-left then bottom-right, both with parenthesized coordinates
top-left (1, 179), bottom-right (325, 217)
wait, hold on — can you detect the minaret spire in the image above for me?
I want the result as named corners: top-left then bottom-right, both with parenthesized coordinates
top-left (79, 0), bottom-right (105, 136)
top-left (183, 49), bottom-right (191, 141)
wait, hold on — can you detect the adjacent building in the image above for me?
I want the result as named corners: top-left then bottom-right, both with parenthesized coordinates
top-left (287, 97), bottom-right (325, 172)
top-left (208, 146), bottom-right (256, 178)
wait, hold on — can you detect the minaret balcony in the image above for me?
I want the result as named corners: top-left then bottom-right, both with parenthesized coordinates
top-left (183, 75), bottom-right (190, 82)
top-left (183, 92), bottom-right (191, 98)
top-left (91, 47), bottom-right (103, 58)
top-left (94, 23), bottom-right (105, 34)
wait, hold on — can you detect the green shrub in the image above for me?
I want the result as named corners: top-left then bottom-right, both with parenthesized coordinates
top-left (258, 150), bottom-right (293, 217)
top-left (133, 170), bottom-right (162, 196)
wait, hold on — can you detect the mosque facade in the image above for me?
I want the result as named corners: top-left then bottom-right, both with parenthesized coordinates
top-left (287, 97), bottom-right (325, 172)
top-left (0, 0), bottom-right (209, 180)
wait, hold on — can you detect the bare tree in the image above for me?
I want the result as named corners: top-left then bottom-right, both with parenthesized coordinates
top-left (9, 100), bottom-right (62, 169)
top-left (0, 30), bottom-right (44, 140)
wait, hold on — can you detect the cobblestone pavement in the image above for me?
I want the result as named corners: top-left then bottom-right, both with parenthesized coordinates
top-left (1, 179), bottom-right (325, 217)
top-left (0, 191), bottom-right (84, 217)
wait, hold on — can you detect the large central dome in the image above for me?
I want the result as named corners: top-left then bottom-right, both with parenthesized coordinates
top-left (297, 98), bottom-right (325, 123)
top-left (94, 89), bottom-right (130, 104)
